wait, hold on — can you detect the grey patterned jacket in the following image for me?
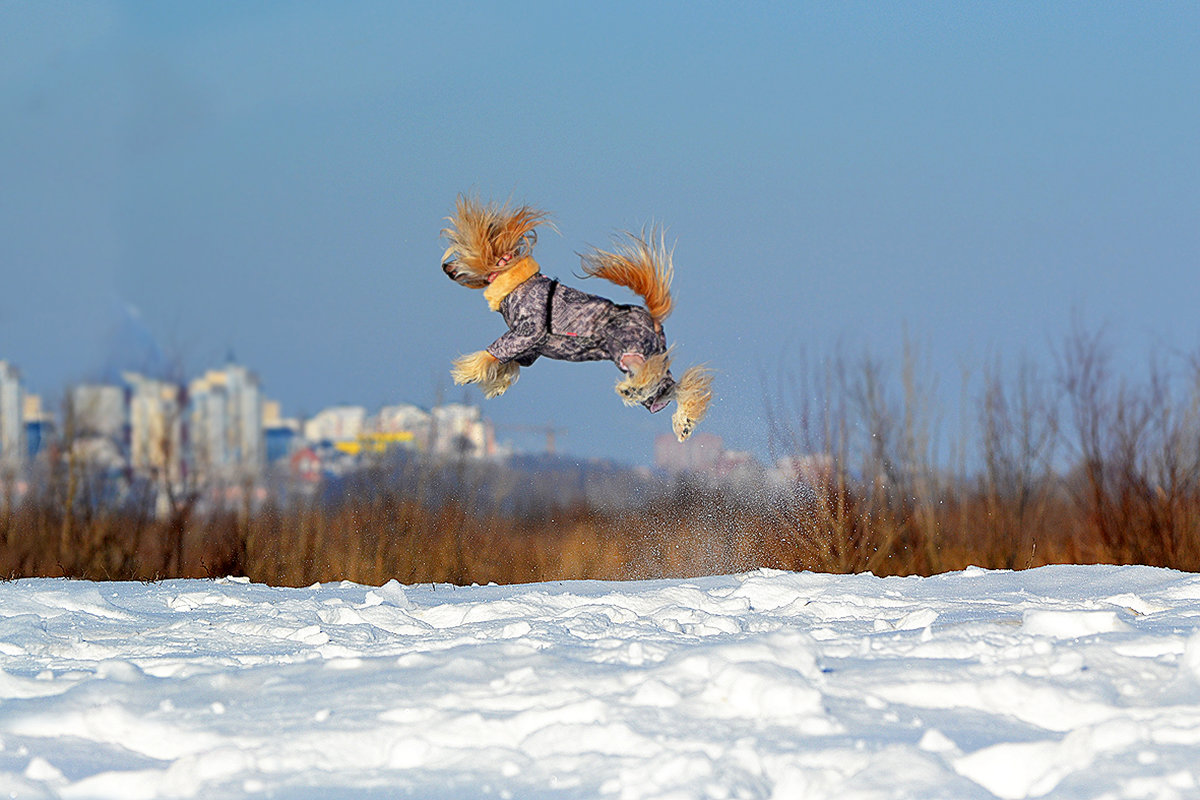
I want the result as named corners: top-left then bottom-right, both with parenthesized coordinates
top-left (484, 261), bottom-right (674, 408)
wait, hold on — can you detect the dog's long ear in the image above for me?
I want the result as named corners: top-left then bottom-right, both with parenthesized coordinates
top-left (441, 195), bottom-right (551, 283)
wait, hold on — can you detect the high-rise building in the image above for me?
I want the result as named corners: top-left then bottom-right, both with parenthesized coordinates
top-left (654, 431), bottom-right (724, 474)
top-left (430, 403), bottom-right (487, 457)
top-left (22, 394), bottom-right (54, 461)
top-left (261, 398), bottom-right (301, 464)
top-left (69, 384), bottom-right (126, 440)
top-left (123, 372), bottom-right (186, 485)
top-left (654, 432), bottom-right (764, 484)
top-left (188, 363), bottom-right (264, 484)
top-left (262, 399), bottom-right (283, 428)
top-left (0, 361), bottom-right (25, 473)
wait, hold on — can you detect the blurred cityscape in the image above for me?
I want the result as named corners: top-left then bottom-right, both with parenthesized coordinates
top-left (1, 357), bottom-right (792, 516)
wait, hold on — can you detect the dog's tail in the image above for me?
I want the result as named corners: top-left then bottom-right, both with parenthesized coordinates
top-left (581, 228), bottom-right (674, 325)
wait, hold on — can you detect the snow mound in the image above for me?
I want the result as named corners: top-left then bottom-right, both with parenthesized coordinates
top-left (2, 565), bottom-right (1200, 798)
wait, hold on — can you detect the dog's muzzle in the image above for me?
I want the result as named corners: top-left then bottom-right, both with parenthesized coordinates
top-left (442, 260), bottom-right (489, 289)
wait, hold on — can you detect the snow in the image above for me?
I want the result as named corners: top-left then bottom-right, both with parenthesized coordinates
top-left (2, 565), bottom-right (1200, 799)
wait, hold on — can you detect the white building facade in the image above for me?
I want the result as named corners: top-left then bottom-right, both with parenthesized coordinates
top-left (304, 406), bottom-right (367, 443)
top-left (0, 361), bottom-right (25, 474)
top-left (188, 364), bottom-right (264, 485)
top-left (70, 384), bottom-right (126, 440)
top-left (430, 403), bottom-right (489, 458)
top-left (123, 372), bottom-right (186, 486)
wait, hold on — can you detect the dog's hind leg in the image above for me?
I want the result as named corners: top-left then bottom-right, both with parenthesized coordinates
top-left (670, 365), bottom-right (713, 442)
top-left (615, 349), bottom-right (673, 407)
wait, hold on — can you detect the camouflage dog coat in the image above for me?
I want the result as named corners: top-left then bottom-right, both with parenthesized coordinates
top-left (483, 258), bottom-right (676, 411)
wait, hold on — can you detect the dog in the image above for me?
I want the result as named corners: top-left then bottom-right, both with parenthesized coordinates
top-left (441, 195), bottom-right (712, 442)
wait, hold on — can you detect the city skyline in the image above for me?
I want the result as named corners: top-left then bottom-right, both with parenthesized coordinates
top-left (0, 353), bottom-right (616, 482)
top-left (0, 351), bottom-right (762, 506)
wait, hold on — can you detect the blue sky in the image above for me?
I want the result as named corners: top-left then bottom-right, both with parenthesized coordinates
top-left (2, 2), bottom-right (1197, 464)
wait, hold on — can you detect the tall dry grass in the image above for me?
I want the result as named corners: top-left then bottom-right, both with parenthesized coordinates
top-left (761, 326), bottom-right (1200, 576)
top-left (3, 326), bottom-right (1199, 585)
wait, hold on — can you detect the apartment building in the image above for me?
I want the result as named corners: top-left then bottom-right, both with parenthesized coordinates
top-left (189, 363), bottom-right (264, 485)
top-left (0, 361), bottom-right (24, 473)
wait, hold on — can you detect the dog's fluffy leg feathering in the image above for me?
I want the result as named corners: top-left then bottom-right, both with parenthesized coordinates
top-left (615, 349), bottom-right (674, 407)
top-left (451, 350), bottom-right (520, 399)
top-left (671, 365), bottom-right (714, 442)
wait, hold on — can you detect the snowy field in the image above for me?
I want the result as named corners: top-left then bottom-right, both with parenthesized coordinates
top-left (3, 565), bottom-right (1200, 799)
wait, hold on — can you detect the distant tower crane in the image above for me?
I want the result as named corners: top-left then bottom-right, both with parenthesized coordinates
top-left (494, 422), bottom-right (568, 456)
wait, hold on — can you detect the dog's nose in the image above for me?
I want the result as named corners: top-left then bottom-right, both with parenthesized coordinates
top-left (442, 260), bottom-right (459, 280)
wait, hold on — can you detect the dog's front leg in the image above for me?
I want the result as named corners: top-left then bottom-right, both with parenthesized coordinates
top-left (451, 350), bottom-right (520, 398)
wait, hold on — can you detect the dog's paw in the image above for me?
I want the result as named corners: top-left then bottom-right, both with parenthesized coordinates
top-left (615, 377), bottom-right (653, 407)
top-left (671, 365), bottom-right (713, 442)
top-left (614, 350), bottom-right (673, 408)
top-left (481, 360), bottom-right (519, 399)
top-left (672, 410), bottom-right (698, 442)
